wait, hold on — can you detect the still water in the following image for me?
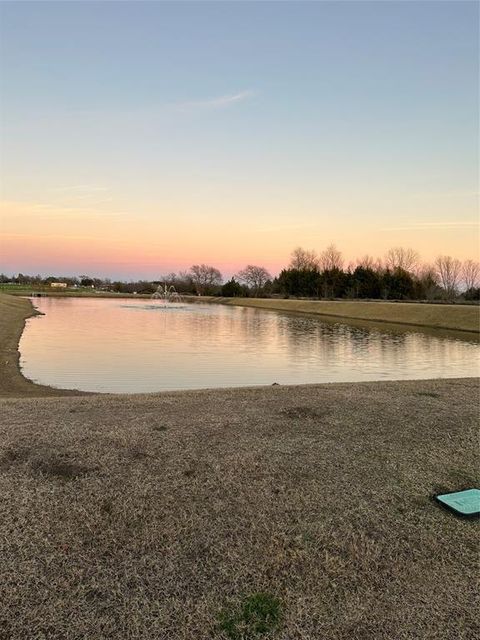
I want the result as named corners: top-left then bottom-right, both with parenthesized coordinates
top-left (19, 297), bottom-right (480, 393)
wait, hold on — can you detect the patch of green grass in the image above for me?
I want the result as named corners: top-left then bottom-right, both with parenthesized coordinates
top-left (301, 530), bottom-right (315, 544)
top-left (217, 592), bottom-right (281, 639)
top-left (0, 284), bottom-right (30, 291)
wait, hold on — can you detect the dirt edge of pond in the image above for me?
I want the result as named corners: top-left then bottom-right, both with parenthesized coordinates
top-left (0, 294), bottom-right (87, 398)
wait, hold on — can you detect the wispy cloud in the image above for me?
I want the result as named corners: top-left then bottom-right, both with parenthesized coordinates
top-left (50, 185), bottom-right (110, 193)
top-left (176, 90), bottom-right (254, 112)
top-left (47, 185), bottom-right (113, 205)
top-left (258, 222), bottom-right (319, 233)
top-left (382, 221), bottom-right (479, 231)
top-left (0, 200), bottom-right (126, 220)
top-left (7, 92), bottom-right (255, 133)
top-left (2, 232), bottom-right (100, 241)
top-left (410, 190), bottom-right (479, 199)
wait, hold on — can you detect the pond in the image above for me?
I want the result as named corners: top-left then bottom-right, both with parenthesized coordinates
top-left (19, 297), bottom-right (480, 393)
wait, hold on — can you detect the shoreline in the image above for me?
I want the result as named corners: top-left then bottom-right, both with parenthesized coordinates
top-left (0, 294), bottom-right (86, 398)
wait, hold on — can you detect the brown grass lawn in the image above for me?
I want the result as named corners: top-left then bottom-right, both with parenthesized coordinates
top-left (0, 293), bottom-right (479, 639)
top-left (1, 380), bottom-right (479, 639)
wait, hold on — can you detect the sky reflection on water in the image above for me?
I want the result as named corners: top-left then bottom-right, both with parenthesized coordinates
top-left (19, 298), bottom-right (480, 393)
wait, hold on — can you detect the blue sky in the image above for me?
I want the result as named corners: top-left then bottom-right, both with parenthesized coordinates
top-left (1, 1), bottom-right (478, 277)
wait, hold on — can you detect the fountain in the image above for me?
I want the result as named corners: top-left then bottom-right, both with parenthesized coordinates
top-left (120, 283), bottom-right (185, 311)
top-left (151, 283), bottom-right (184, 306)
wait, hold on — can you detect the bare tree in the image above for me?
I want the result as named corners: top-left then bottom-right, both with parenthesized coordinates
top-left (156, 271), bottom-right (196, 293)
top-left (319, 244), bottom-right (343, 272)
top-left (158, 272), bottom-right (178, 286)
top-left (356, 255), bottom-right (385, 272)
top-left (289, 247), bottom-right (318, 270)
top-left (462, 259), bottom-right (480, 291)
top-left (435, 255), bottom-right (462, 300)
top-left (385, 247), bottom-right (419, 273)
top-left (236, 265), bottom-right (271, 296)
top-left (356, 255), bottom-right (376, 270)
top-left (189, 264), bottom-right (223, 295)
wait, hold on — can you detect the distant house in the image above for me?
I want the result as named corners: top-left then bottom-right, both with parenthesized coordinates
top-left (50, 282), bottom-right (68, 288)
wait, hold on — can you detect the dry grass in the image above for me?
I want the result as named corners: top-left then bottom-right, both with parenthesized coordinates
top-left (209, 298), bottom-right (480, 333)
top-left (1, 378), bottom-right (479, 639)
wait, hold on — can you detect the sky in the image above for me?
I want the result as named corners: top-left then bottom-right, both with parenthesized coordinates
top-left (0, 0), bottom-right (478, 279)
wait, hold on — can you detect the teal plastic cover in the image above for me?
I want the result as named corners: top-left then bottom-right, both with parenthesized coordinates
top-left (436, 488), bottom-right (480, 516)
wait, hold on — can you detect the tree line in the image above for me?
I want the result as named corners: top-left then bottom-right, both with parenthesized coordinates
top-left (2, 246), bottom-right (479, 301)
top-left (273, 246), bottom-right (480, 302)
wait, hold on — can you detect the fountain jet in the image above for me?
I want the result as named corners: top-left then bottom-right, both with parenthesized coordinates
top-left (151, 284), bottom-right (183, 305)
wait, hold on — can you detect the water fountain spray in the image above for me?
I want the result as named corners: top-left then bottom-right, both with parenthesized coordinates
top-left (151, 283), bottom-right (183, 305)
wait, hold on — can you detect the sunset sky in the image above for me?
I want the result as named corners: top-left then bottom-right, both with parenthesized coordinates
top-left (1, 1), bottom-right (478, 279)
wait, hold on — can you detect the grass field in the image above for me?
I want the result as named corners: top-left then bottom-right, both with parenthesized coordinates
top-left (1, 379), bottom-right (479, 639)
top-left (0, 284), bottom-right (150, 298)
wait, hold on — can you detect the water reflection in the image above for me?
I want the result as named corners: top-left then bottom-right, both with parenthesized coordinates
top-left (19, 298), bottom-right (480, 393)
